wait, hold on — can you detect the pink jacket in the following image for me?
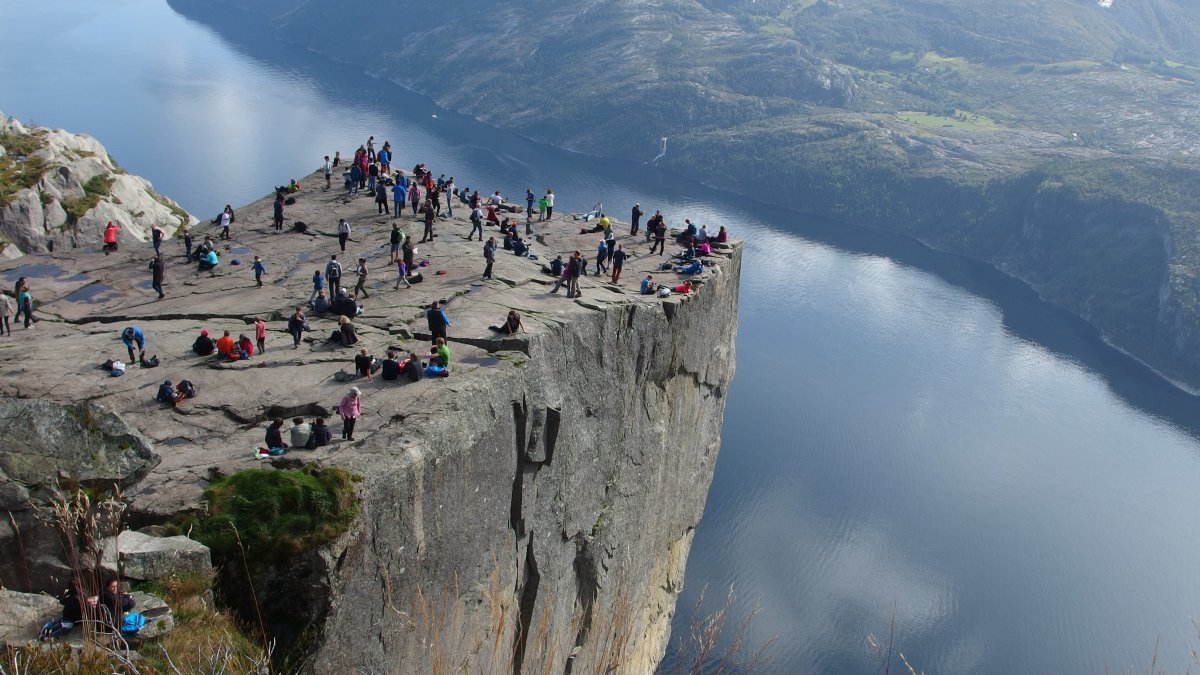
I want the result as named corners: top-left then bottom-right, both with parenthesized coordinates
top-left (254, 321), bottom-right (266, 340)
top-left (337, 394), bottom-right (360, 419)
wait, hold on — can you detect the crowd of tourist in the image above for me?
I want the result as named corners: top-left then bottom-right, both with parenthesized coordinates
top-left (3, 135), bottom-right (729, 455)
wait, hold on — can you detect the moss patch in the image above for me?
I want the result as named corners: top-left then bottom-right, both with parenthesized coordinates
top-left (179, 465), bottom-right (360, 561)
top-left (61, 174), bottom-right (115, 223)
top-left (0, 132), bottom-right (48, 206)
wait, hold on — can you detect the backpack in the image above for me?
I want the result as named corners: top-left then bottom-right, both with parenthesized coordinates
top-left (177, 380), bottom-right (196, 399)
top-left (328, 262), bottom-right (341, 279)
top-left (39, 619), bottom-right (68, 641)
top-left (111, 361), bottom-right (126, 377)
top-left (293, 221), bottom-right (308, 233)
top-left (657, 287), bottom-right (672, 298)
top-left (120, 612), bottom-right (146, 635)
top-left (141, 355), bottom-right (160, 368)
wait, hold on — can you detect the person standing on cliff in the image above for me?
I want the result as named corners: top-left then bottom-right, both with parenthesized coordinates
top-left (287, 305), bottom-right (308, 349)
top-left (483, 236), bottom-right (496, 280)
top-left (567, 251), bottom-right (583, 298)
top-left (218, 208), bottom-right (232, 240)
top-left (630, 203), bottom-right (644, 237)
top-left (17, 283), bottom-right (34, 329)
top-left (337, 218), bottom-right (351, 253)
top-left (391, 180), bottom-right (405, 221)
top-left (337, 387), bottom-right (361, 442)
top-left (419, 199), bottom-right (436, 243)
top-left (526, 189), bottom-right (535, 219)
top-left (611, 244), bottom-right (627, 284)
top-left (444, 177), bottom-right (455, 217)
top-left (148, 254), bottom-right (165, 299)
top-left (468, 205), bottom-right (484, 241)
top-left (121, 326), bottom-right (146, 365)
top-left (544, 189), bottom-right (554, 220)
top-left (353, 258), bottom-right (370, 299)
top-left (326, 255), bottom-right (343, 297)
top-left (273, 193), bottom-right (285, 232)
top-left (323, 155), bottom-right (332, 190)
top-left (254, 316), bottom-right (267, 354)
top-left (0, 291), bottom-right (13, 336)
top-left (182, 227), bottom-right (193, 263)
top-left (426, 301), bottom-right (450, 345)
top-left (151, 224), bottom-right (164, 256)
top-left (408, 182), bottom-right (421, 216)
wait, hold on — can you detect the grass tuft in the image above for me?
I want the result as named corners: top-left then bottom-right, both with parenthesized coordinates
top-left (176, 466), bottom-right (360, 561)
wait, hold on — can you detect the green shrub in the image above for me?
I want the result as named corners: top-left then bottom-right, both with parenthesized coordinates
top-left (61, 174), bottom-right (115, 223)
top-left (180, 466), bottom-right (360, 561)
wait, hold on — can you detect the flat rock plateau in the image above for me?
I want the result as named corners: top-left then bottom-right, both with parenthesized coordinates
top-left (0, 170), bottom-right (742, 673)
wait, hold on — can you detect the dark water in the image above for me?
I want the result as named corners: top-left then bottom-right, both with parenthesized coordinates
top-left (5, 2), bottom-right (1200, 672)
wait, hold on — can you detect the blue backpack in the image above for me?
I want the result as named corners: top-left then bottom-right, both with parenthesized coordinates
top-left (120, 612), bottom-right (146, 635)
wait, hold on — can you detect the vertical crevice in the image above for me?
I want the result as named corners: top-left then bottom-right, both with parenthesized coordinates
top-left (513, 534), bottom-right (541, 674)
top-left (563, 534), bottom-right (599, 674)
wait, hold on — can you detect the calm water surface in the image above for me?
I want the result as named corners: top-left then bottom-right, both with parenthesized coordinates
top-left (4, 2), bottom-right (1200, 672)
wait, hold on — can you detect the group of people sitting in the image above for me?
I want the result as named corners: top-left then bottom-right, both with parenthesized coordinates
top-left (192, 328), bottom-right (256, 360)
top-left (261, 416), bottom-right (333, 456)
top-left (40, 579), bottom-right (139, 641)
top-left (351, 338), bottom-right (452, 382)
top-left (156, 379), bottom-right (196, 407)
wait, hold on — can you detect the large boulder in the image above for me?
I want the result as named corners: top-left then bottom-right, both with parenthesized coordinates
top-left (0, 589), bottom-right (59, 646)
top-left (101, 530), bottom-right (213, 582)
top-left (0, 399), bottom-right (159, 490)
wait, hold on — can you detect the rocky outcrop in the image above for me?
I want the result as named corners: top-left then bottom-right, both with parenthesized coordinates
top-left (0, 399), bottom-right (161, 593)
top-left (0, 112), bottom-right (196, 258)
top-left (100, 530), bottom-right (213, 582)
top-left (0, 167), bottom-right (741, 672)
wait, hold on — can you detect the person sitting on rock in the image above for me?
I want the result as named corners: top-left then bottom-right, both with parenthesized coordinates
top-left (264, 417), bottom-right (287, 454)
top-left (641, 274), bottom-right (656, 295)
top-left (198, 248), bottom-right (219, 274)
top-left (236, 333), bottom-right (255, 358)
top-left (156, 380), bottom-right (175, 405)
top-left (714, 225), bottom-right (728, 243)
top-left (311, 290), bottom-right (331, 314)
top-left (546, 254), bottom-right (564, 278)
top-left (192, 328), bottom-right (215, 355)
top-left (381, 350), bottom-right (401, 381)
top-left (94, 578), bottom-right (134, 629)
top-left (173, 380), bottom-right (195, 406)
top-left (490, 310), bottom-right (526, 335)
top-left (289, 417), bottom-right (311, 448)
top-left (512, 236), bottom-right (530, 257)
top-left (336, 315), bottom-right (359, 347)
top-left (216, 330), bottom-right (235, 358)
top-left (41, 583), bottom-right (85, 640)
top-left (426, 337), bottom-right (451, 376)
top-left (401, 351), bottom-right (423, 382)
top-left (307, 417), bottom-right (332, 448)
top-left (355, 347), bottom-right (376, 381)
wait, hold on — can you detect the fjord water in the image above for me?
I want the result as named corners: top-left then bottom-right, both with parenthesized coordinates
top-left (5, 2), bottom-right (1200, 672)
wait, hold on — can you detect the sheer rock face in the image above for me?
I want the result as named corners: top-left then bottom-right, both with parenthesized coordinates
top-left (0, 112), bottom-right (196, 258)
top-left (0, 165), bottom-right (741, 672)
top-left (309, 242), bottom-right (741, 674)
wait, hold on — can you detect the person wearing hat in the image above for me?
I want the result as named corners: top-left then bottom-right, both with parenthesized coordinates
top-left (121, 326), bottom-right (145, 365)
top-left (630, 203), bottom-right (644, 237)
top-left (156, 380), bottom-right (175, 405)
top-left (192, 328), bottom-right (215, 356)
top-left (336, 387), bottom-right (362, 441)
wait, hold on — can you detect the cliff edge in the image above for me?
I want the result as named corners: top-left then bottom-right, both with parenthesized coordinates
top-left (0, 169), bottom-right (741, 672)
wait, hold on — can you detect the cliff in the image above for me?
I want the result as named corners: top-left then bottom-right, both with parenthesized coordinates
top-left (0, 169), bottom-right (741, 672)
top-left (0, 112), bottom-right (195, 258)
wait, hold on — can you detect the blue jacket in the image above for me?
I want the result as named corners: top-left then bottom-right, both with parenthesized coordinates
top-left (122, 326), bottom-right (145, 348)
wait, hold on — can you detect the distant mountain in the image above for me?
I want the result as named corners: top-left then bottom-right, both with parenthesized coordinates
top-left (172, 0), bottom-right (1200, 389)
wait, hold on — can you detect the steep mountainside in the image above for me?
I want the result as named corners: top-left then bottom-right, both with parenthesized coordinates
top-left (170, 0), bottom-right (1200, 388)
